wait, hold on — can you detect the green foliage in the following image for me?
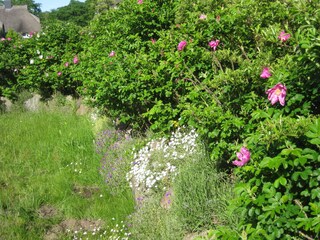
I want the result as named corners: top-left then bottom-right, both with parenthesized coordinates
top-left (212, 119), bottom-right (320, 239)
top-left (17, 20), bottom-right (83, 98)
top-left (1, 0), bottom-right (319, 236)
top-left (76, 0), bottom-right (177, 128)
top-left (0, 31), bottom-right (23, 99)
top-left (45, 0), bottom-right (95, 26)
top-left (0, 20), bottom-right (83, 99)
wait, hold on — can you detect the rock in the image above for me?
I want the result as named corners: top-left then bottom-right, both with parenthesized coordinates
top-left (24, 93), bottom-right (41, 111)
top-left (0, 97), bottom-right (12, 112)
top-left (76, 103), bottom-right (89, 115)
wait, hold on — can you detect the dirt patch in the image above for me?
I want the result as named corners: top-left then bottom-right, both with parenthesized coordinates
top-left (44, 219), bottom-right (104, 240)
top-left (0, 180), bottom-right (8, 189)
top-left (183, 230), bottom-right (209, 240)
top-left (73, 185), bottom-right (100, 198)
top-left (38, 205), bottom-right (58, 218)
top-left (160, 188), bottom-right (174, 209)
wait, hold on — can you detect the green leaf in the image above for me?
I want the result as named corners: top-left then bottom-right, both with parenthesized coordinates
top-left (301, 168), bottom-right (312, 180)
top-left (294, 157), bottom-right (307, 166)
top-left (310, 138), bottom-right (320, 145)
top-left (279, 177), bottom-right (287, 186)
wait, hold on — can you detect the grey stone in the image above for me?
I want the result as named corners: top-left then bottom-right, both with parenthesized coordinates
top-left (0, 97), bottom-right (12, 112)
top-left (24, 93), bottom-right (41, 111)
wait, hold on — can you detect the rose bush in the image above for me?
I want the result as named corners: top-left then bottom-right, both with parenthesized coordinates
top-left (73, 0), bottom-right (319, 237)
top-left (0, 0), bottom-right (319, 237)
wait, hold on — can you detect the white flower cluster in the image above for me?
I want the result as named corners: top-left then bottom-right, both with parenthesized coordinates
top-left (164, 128), bottom-right (198, 160)
top-left (66, 161), bottom-right (83, 174)
top-left (126, 127), bottom-right (199, 192)
top-left (68, 218), bottom-right (131, 240)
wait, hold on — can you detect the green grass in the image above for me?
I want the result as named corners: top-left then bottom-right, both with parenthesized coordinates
top-left (173, 158), bottom-right (238, 233)
top-left (0, 111), bottom-right (134, 239)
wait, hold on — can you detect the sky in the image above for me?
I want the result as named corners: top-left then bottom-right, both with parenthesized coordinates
top-left (37, 0), bottom-right (85, 12)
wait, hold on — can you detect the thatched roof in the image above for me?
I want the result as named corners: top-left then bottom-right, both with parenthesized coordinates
top-left (0, 4), bottom-right (41, 34)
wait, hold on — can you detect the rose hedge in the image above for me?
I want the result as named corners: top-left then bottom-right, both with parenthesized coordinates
top-left (0, 0), bottom-right (319, 237)
top-left (0, 20), bottom-right (83, 99)
top-left (74, 0), bottom-right (319, 236)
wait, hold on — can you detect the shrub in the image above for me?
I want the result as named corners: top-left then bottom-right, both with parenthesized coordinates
top-left (16, 20), bottom-right (83, 98)
top-left (227, 119), bottom-right (320, 239)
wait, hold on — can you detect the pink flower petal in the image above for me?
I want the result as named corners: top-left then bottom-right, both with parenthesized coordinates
top-left (232, 160), bottom-right (246, 167)
top-left (278, 94), bottom-right (286, 106)
top-left (266, 83), bottom-right (287, 106)
top-left (233, 147), bottom-right (250, 167)
top-left (236, 152), bottom-right (243, 161)
top-left (260, 67), bottom-right (272, 79)
top-left (240, 147), bottom-right (250, 161)
top-left (177, 41), bottom-right (187, 51)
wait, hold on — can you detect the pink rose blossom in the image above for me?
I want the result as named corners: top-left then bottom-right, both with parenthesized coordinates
top-left (151, 38), bottom-right (156, 44)
top-left (199, 14), bottom-right (207, 20)
top-left (1, 38), bottom-right (5, 41)
top-left (137, 0), bottom-right (143, 4)
top-left (64, 62), bottom-right (69, 67)
top-left (57, 72), bottom-right (62, 76)
top-left (232, 147), bottom-right (251, 167)
top-left (278, 31), bottom-right (291, 42)
top-left (260, 67), bottom-right (272, 79)
top-left (177, 40), bottom-right (187, 51)
top-left (266, 83), bottom-right (287, 106)
top-left (208, 40), bottom-right (220, 51)
top-left (109, 51), bottom-right (116, 57)
top-left (73, 56), bottom-right (79, 64)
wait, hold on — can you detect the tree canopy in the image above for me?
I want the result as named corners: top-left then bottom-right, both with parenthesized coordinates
top-left (43, 0), bottom-right (95, 27)
top-left (0, 0), bottom-right (42, 16)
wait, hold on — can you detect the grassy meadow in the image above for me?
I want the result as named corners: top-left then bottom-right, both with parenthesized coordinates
top-left (0, 110), bottom-right (134, 239)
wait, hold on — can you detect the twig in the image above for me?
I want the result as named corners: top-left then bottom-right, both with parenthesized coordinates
top-left (239, 45), bottom-right (250, 61)
top-left (294, 199), bottom-right (308, 218)
top-left (183, 63), bottom-right (222, 106)
top-left (299, 231), bottom-right (314, 240)
top-left (212, 52), bottom-right (224, 72)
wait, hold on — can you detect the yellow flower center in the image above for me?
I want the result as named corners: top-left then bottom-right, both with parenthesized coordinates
top-left (275, 89), bottom-right (281, 95)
